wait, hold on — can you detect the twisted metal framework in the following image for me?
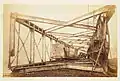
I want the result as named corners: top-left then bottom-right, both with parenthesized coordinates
top-left (8, 5), bottom-right (115, 74)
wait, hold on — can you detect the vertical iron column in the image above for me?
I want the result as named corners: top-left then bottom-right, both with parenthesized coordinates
top-left (42, 34), bottom-right (46, 62)
top-left (30, 28), bottom-right (32, 64)
top-left (8, 14), bottom-right (12, 68)
top-left (16, 23), bottom-right (20, 66)
top-left (30, 28), bottom-right (35, 64)
top-left (50, 38), bottom-right (52, 61)
top-left (102, 14), bottom-right (108, 73)
top-left (33, 26), bottom-right (35, 63)
top-left (12, 15), bottom-right (16, 56)
top-left (103, 14), bottom-right (107, 40)
top-left (13, 16), bottom-right (16, 56)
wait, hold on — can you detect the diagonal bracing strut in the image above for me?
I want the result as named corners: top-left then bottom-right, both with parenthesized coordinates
top-left (15, 18), bottom-right (75, 49)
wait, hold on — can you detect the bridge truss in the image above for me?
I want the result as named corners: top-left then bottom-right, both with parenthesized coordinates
top-left (8, 5), bottom-right (115, 74)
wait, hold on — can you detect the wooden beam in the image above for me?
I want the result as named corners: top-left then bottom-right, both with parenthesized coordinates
top-left (93, 41), bottom-right (104, 70)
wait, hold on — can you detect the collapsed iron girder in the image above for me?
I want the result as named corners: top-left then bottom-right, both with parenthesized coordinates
top-left (9, 5), bottom-right (116, 73)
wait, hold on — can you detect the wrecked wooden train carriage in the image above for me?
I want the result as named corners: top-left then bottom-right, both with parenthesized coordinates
top-left (8, 5), bottom-right (116, 74)
top-left (87, 6), bottom-right (115, 72)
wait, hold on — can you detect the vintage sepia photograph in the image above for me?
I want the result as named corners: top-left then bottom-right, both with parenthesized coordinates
top-left (3, 4), bottom-right (117, 77)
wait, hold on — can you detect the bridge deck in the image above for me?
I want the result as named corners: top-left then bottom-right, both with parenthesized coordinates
top-left (11, 59), bottom-right (103, 73)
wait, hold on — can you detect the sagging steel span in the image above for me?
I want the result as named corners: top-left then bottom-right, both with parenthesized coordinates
top-left (8, 5), bottom-right (115, 74)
